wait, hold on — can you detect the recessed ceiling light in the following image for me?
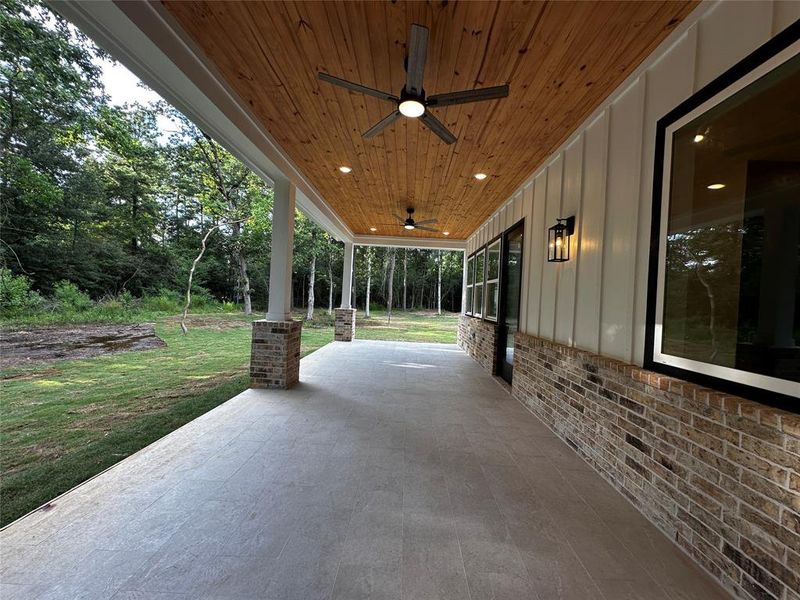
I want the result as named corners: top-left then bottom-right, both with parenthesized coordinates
top-left (398, 99), bottom-right (425, 118)
top-left (338, 166), bottom-right (352, 173)
top-left (443, 231), bottom-right (450, 236)
top-left (474, 173), bottom-right (487, 181)
top-left (369, 227), bottom-right (377, 232)
top-left (693, 134), bottom-right (705, 143)
top-left (707, 183), bottom-right (726, 190)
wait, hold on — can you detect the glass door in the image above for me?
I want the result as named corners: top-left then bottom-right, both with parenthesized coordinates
top-left (497, 222), bottom-right (524, 383)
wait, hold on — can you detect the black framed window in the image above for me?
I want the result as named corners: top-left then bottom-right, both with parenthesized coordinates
top-left (648, 29), bottom-right (800, 404)
top-left (485, 239), bottom-right (501, 321)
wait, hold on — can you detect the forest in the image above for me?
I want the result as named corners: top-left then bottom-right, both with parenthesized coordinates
top-left (0, 0), bottom-right (463, 323)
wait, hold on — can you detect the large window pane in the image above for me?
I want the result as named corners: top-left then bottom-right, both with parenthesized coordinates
top-left (475, 249), bottom-right (485, 286)
top-left (486, 281), bottom-right (498, 320)
top-left (487, 240), bottom-right (500, 280)
top-left (660, 52), bottom-right (800, 390)
top-left (474, 283), bottom-right (483, 316)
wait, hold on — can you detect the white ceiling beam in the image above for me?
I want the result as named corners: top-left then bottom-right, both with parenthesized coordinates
top-left (353, 235), bottom-right (465, 251)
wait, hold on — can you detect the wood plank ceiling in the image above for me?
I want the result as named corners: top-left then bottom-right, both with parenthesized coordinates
top-left (163, 0), bottom-right (697, 239)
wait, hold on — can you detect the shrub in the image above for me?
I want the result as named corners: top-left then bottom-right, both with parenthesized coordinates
top-left (53, 280), bottom-right (92, 311)
top-left (141, 289), bottom-right (182, 313)
top-left (0, 269), bottom-right (42, 313)
top-left (118, 290), bottom-right (135, 308)
top-left (190, 289), bottom-right (215, 310)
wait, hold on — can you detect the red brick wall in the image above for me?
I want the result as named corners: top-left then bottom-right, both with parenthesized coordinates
top-left (458, 315), bottom-right (498, 375)
top-left (334, 308), bottom-right (356, 342)
top-left (512, 332), bottom-right (800, 600)
top-left (250, 319), bottom-right (302, 389)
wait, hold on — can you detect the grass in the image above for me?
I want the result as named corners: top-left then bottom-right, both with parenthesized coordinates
top-left (0, 309), bottom-right (457, 525)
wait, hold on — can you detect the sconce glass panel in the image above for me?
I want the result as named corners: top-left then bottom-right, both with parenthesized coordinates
top-left (547, 216), bottom-right (575, 262)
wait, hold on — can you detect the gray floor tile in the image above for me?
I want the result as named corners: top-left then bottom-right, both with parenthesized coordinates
top-left (0, 340), bottom-right (730, 600)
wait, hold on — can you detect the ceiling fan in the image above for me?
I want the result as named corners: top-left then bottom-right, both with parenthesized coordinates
top-left (397, 208), bottom-right (437, 232)
top-left (318, 23), bottom-right (509, 145)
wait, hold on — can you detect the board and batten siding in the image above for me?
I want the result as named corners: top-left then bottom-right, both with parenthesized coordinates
top-left (465, 0), bottom-right (800, 366)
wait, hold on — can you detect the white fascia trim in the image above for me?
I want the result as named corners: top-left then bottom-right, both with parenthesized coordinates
top-left (51, 0), bottom-right (353, 242)
top-left (353, 235), bottom-right (466, 251)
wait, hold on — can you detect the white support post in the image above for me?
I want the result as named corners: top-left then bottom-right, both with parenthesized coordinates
top-left (266, 179), bottom-right (296, 321)
top-left (461, 250), bottom-right (468, 314)
top-left (340, 241), bottom-right (354, 309)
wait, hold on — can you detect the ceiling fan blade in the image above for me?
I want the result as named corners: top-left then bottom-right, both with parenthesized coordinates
top-left (414, 219), bottom-right (438, 226)
top-left (419, 111), bottom-right (457, 144)
top-left (414, 225), bottom-right (439, 232)
top-left (406, 24), bottom-right (429, 96)
top-left (363, 111), bottom-right (401, 139)
top-left (319, 72), bottom-right (398, 102)
top-left (427, 84), bottom-right (509, 107)
top-left (395, 215), bottom-right (408, 224)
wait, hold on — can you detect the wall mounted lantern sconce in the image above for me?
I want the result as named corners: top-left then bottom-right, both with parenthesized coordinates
top-left (547, 216), bottom-right (575, 262)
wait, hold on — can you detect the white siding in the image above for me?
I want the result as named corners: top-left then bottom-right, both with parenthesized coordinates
top-left (464, 0), bottom-right (796, 366)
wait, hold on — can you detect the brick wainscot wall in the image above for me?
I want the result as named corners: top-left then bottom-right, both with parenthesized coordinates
top-left (250, 320), bottom-right (302, 389)
top-left (512, 332), bottom-right (800, 600)
top-left (458, 315), bottom-right (498, 375)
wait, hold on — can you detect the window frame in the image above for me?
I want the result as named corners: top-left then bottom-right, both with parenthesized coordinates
top-left (484, 237), bottom-right (502, 322)
top-left (465, 253), bottom-right (475, 315)
top-left (473, 247), bottom-right (486, 319)
top-left (645, 28), bottom-right (800, 408)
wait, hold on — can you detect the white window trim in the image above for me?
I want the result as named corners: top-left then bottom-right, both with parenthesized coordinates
top-left (652, 41), bottom-right (800, 400)
top-left (465, 254), bottom-right (475, 316)
top-left (473, 248), bottom-right (486, 319)
top-left (484, 240), bottom-right (501, 321)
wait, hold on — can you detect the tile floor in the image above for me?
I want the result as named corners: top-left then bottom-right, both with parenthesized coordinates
top-left (0, 340), bottom-right (730, 599)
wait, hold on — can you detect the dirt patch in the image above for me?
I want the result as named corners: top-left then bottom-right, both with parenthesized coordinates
top-left (162, 314), bottom-right (252, 330)
top-left (0, 323), bottom-right (166, 368)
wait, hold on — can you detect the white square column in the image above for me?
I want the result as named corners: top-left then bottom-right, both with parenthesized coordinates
top-left (335, 241), bottom-right (356, 341)
top-left (266, 179), bottom-right (296, 321)
top-left (252, 179), bottom-right (302, 389)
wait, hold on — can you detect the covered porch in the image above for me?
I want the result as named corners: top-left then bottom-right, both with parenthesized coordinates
top-left (0, 340), bottom-right (726, 600)
top-left (7, 1), bottom-right (798, 599)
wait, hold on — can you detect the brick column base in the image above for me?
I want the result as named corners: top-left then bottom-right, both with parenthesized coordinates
top-left (250, 319), bottom-right (302, 389)
top-left (334, 308), bottom-right (356, 342)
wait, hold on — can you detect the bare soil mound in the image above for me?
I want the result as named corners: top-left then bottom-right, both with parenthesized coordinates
top-left (0, 323), bottom-right (166, 368)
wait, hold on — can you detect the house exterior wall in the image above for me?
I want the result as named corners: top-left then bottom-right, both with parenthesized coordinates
top-left (513, 332), bottom-right (800, 600)
top-left (462, 3), bottom-right (800, 599)
top-left (457, 315), bottom-right (498, 375)
top-left (465, 0), bottom-right (800, 366)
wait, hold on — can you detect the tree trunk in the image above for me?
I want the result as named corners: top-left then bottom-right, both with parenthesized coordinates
top-left (387, 249), bottom-right (396, 323)
top-left (403, 249), bottom-right (407, 311)
top-left (238, 252), bottom-right (252, 315)
top-left (437, 249), bottom-right (442, 315)
top-left (231, 221), bottom-right (251, 315)
top-left (306, 256), bottom-right (315, 320)
top-left (365, 248), bottom-right (371, 318)
top-left (181, 225), bottom-right (220, 334)
top-left (327, 251), bottom-right (334, 315)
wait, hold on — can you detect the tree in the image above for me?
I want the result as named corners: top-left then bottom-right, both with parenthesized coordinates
top-left (364, 247), bottom-right (372, 318)
top-left (386, 248), bottom-right (396, 323)
top-left (403, 249), bottom-right (408, 311)
top-left (437, 249), bottom-right (442, 315)
top-left (1, 0), bottom-right (104, 290)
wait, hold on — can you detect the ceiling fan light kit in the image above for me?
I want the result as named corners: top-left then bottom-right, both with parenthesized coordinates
top-left (319, 23), bottom-right (509, 145)
top-left (396, 207), bottom-right (438, 233)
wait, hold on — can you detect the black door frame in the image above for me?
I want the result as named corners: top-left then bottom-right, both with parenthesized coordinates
top-left (496, 219), bottom-right (525, 384)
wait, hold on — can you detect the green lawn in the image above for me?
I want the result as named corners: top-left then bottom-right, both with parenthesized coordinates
top-left (0, 309), bottom-right (457, 525)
